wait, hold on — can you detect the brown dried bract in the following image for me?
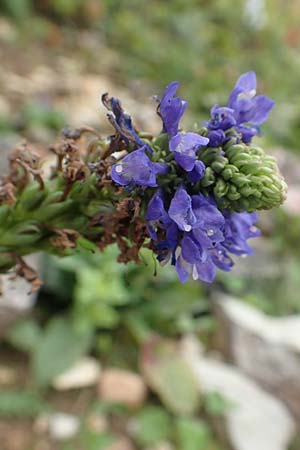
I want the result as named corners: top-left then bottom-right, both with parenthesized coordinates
top-left (92, 196), bottom-right (148, 264)
top-left (8, 142), bottom-right (44, 189)
top-left (50, 228), bottom-right (80, 250)
top-left (0, 181), bottom-right (16, 205)
top-left (14, 256), bottom-right (42, 293)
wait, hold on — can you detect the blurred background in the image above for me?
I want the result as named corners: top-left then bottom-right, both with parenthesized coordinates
top-left (1, 1), bottom-right (300, 449)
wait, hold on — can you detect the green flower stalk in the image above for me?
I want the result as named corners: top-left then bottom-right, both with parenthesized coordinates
top-left (0, 74), bottom-right (287, 287)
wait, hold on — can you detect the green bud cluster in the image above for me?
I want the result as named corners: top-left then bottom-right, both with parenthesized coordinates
top-left (199, 141), bottom-right (287, 212)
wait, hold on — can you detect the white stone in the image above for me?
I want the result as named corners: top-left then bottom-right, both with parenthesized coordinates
top-left (214, 295), bottom-right (300, 420)
top-left (49, 413), bottom-right (80, 441)
top-left (181, 335), bottom-right (295, 450)
top-left (53, 357), bottom-right (101, 390)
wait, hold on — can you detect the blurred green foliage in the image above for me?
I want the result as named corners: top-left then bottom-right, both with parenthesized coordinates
top-left (1, 0), bottom-right (300, 148)
top-left (0, 390), bottom-right (48, 417)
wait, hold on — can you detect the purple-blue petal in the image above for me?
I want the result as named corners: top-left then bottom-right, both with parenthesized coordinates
top-left (188, 160), bottom-right (206, 183)
top-left (170, 132), bottom-right (209, 171)
top-left (111, 146), bottom-right (164, 188)
top-left (234, 71), bottom-right (257, 93)
top-left (168, 186), bottom-right (197, 232)
top-left (250, 96), bottom-right (275, 125)
top-left (195, 258), bottom-right (216, 283)
top-left (159, 82), bottom-right (188, 137)
top-left (207, 129), bottom-right (226, 147)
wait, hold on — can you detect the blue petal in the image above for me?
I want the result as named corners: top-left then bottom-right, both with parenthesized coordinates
top-left (159, 82), bottom-right (188, 137)
top-left (168, 186), bottom-right (197, 232)
top-left (188, 160), bottom-right (206, 183)
top-left (250, 96), bottom-right (275, 125)
top-left (234, 71), bottom-right (257, 93)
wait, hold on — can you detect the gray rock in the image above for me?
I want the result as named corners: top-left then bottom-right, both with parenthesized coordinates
top-left (214, 295), bottom-right (300, 421)
top-left (181, 335), bottom-right (295, 450)
top-left (0, 254), bottom-right (40, 338)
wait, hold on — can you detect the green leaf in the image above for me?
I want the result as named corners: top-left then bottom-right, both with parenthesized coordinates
top-left (8, 319), bottom-right (41, 353)
top-left (0, 390), bottom-right (48, 417)
top-left (79, 431), bottom-right (116, 450)
top-left (132, 406), bottom-right (172, 447)
top-left (176, 418), bottom-right (212, 450)
top-left (75, 267), bottom-right (130, 307)
top-left (141, 338), bottom-right (200, 415)
top-left (1, 0), bottom-right (31, 20)
top-left (76, 237), bottom-right (97, 252)
top-left (32, 317), bottom-right (91, 386)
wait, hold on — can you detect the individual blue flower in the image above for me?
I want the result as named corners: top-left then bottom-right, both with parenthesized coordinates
top-left (228, 71), bottom-right (274, 126)
top-left (222, 210), bottom-right (260, 256)
top-left (188, 160), bottom-right (206, 183)
top-left (205, 105), bottom-right (236, 131)
top-left (207, 129), bottom-right (226, 147)
top-left (159, 81), bottom-right (188, 137)
top-left (146, 189), bottom-right (179, 264)
top-left (146, 189), bottom-right (170, 240)
top-left (111, 146), bottom-right (168, 187)
top-left (210, 245), bottom-right (234, 272)
top-left (204, 71), bottom-right (274, 144)
top-left (102, 94), bottom-right (146, 148)
top-left (168, 186), bottom-right (197, 232)
top-left (176, 247), bottom-right (216, 283)
top-left (191, 195), bottom-right (225, 244)
top-left (169, 132), bottom-right (209, 172)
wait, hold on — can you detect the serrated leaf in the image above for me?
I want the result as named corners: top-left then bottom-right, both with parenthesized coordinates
top-left (141, 338), bottom-right (200, 415)
top-left (8, 319), bottom-right (41, 353)
top-left (32, 317), bottom-right (91, 386)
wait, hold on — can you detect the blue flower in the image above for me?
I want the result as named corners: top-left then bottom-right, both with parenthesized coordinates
top-left (159, 81), bottom-right (188, 138)
top-left (169, 132), bottom-right (209, 172)
top-left (146, 188), bottom-right (260, 283)
top-left (222, 210), bottom-right (260, 256)
top-left (111, 146), bottom-right (168, 188)
top-left (188, 160), bottom-right (206, 183)
top-left (228, 71), bottom-right (274, 125)
top-left (207, 129), bottom-right (226, 147)
top-left (205, 71), bottom-right (274, 144)
top-left (146, 189), bottom-right (170, 240)
top-left (206, 105), bottom-right (236, 131)
top-left (146, 189), bottom-right (179, 264)
top-left (168, 186), bottom-right (197, 232)
top-left (176, 250), bottom-right (217, 283)
top-left (102, 94), bottom-right (146, 148)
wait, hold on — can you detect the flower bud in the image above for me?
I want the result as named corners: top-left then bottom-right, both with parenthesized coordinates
top-left (200, 142), bottom-right (287, 212)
